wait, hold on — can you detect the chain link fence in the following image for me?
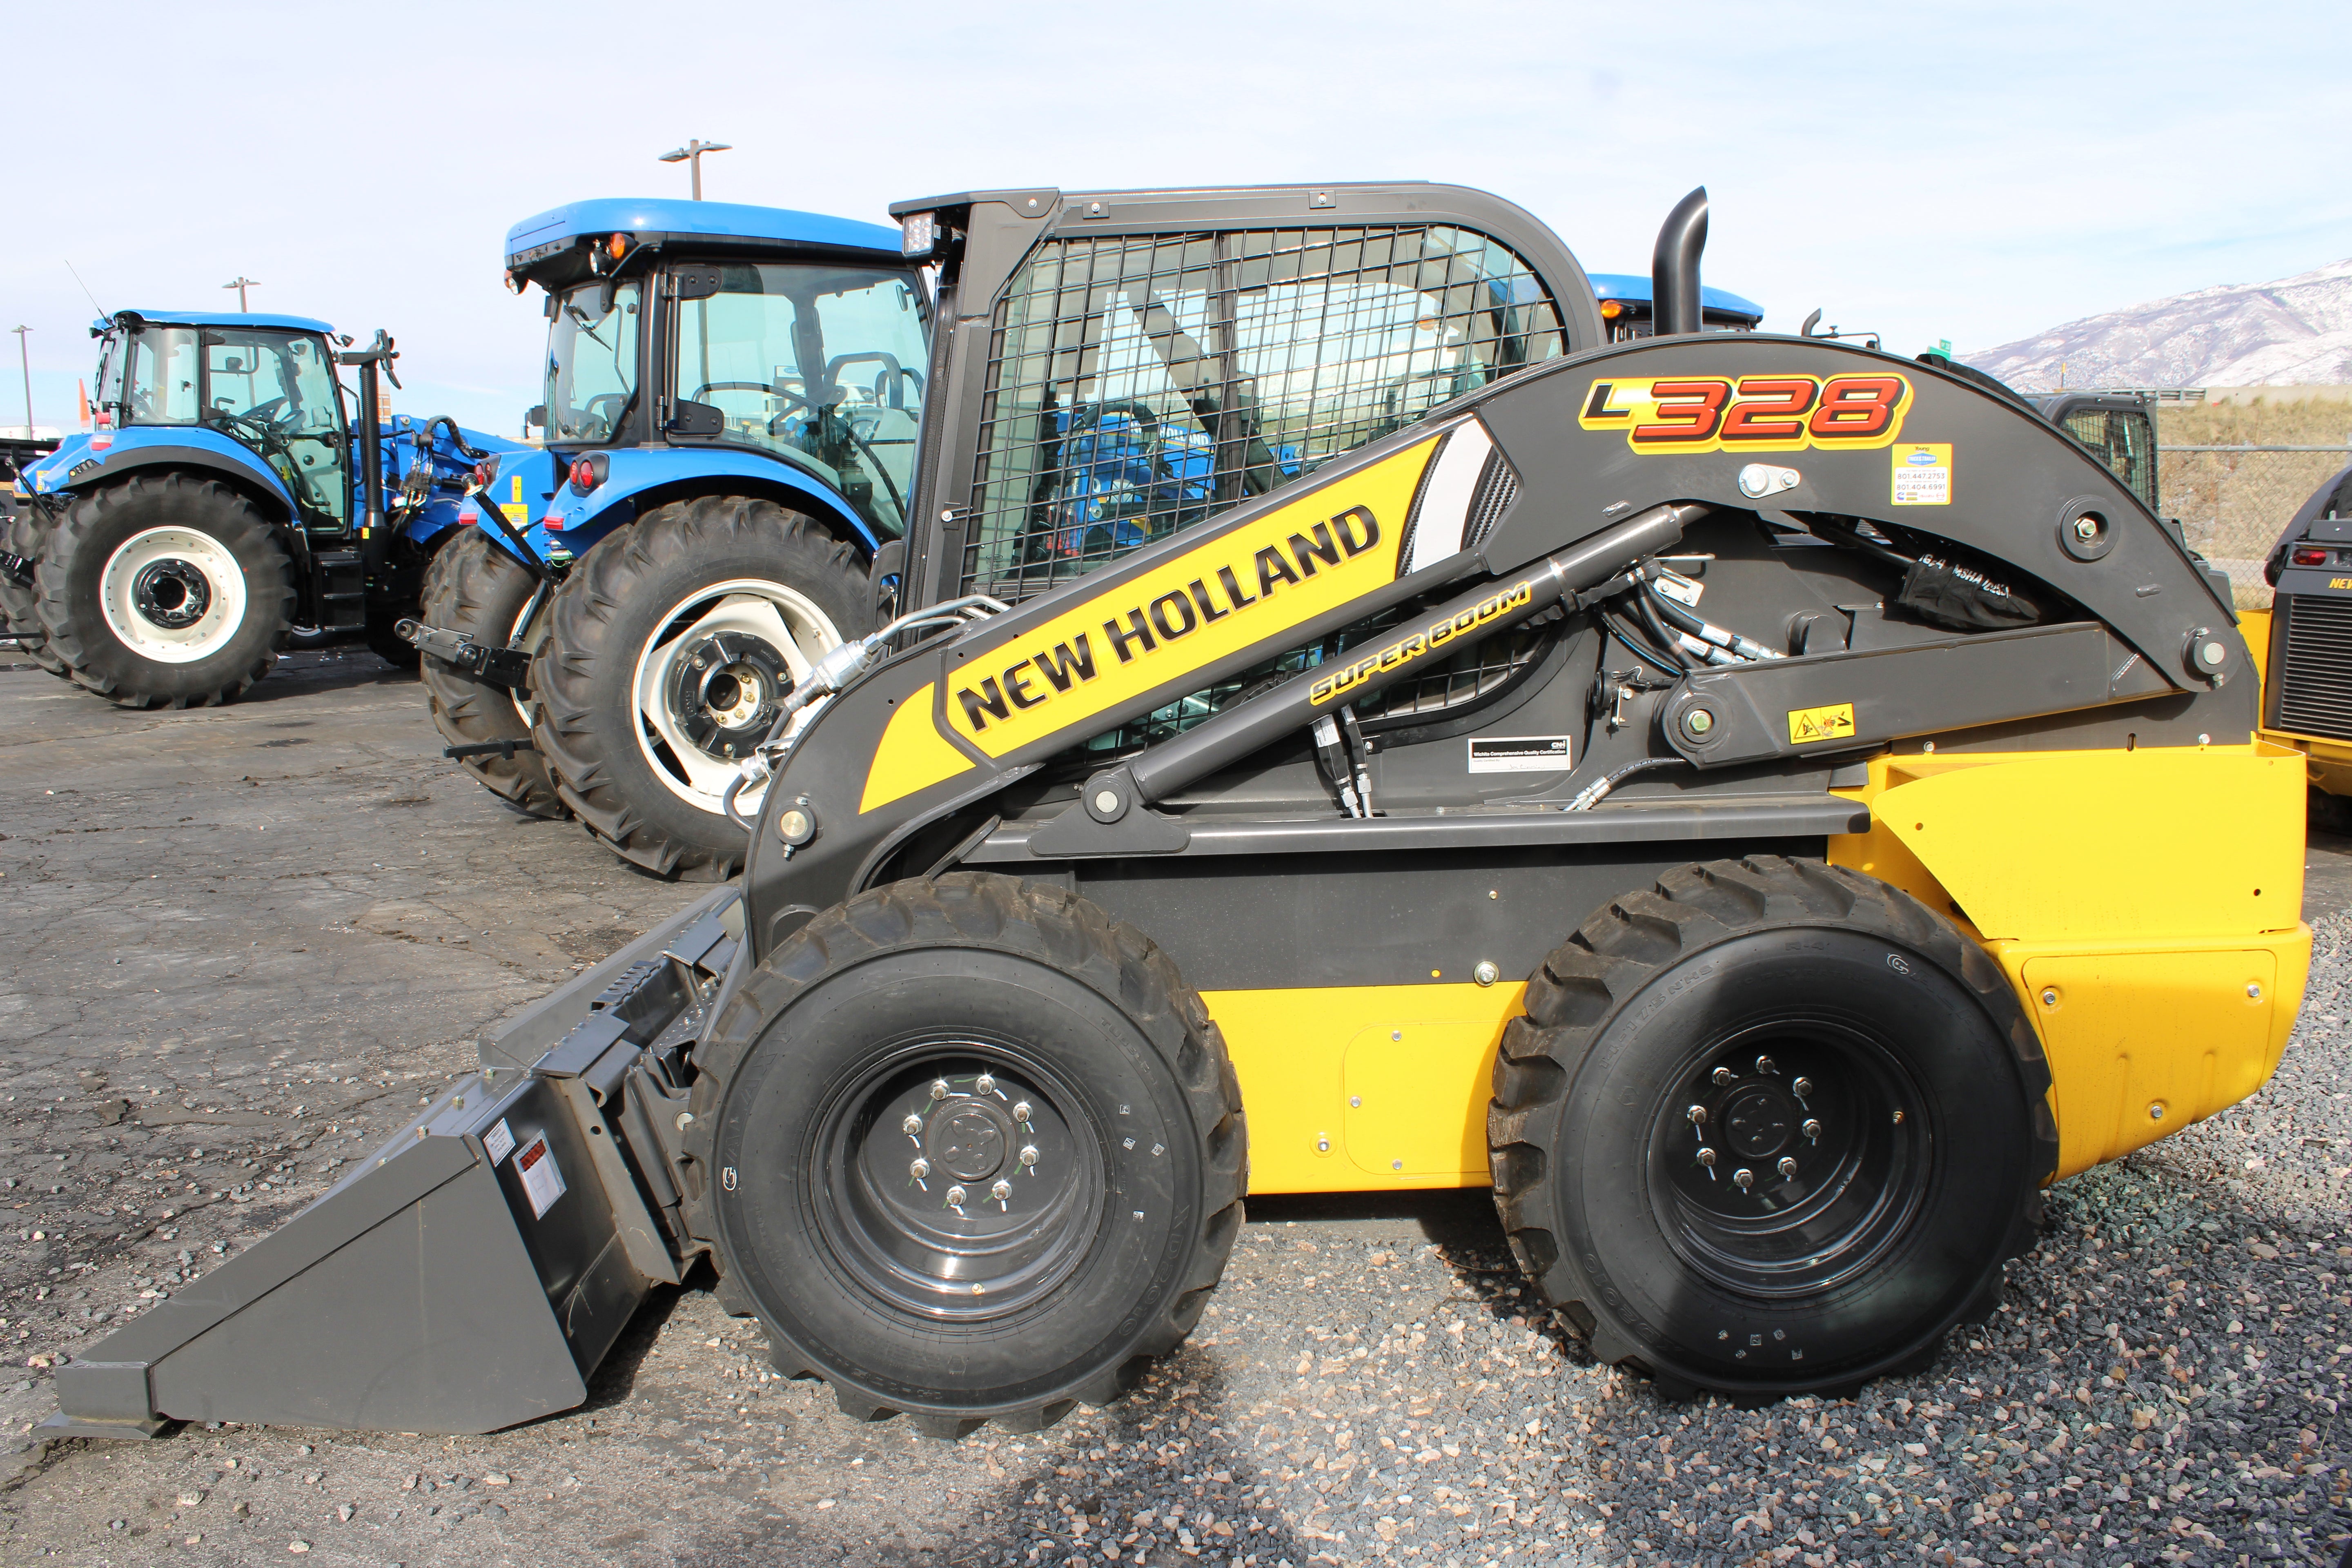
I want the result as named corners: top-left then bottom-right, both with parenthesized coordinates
top-left (2156, 403), bottom-right (2352, 609)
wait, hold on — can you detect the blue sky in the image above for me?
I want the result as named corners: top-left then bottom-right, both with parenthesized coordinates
top-left (5, 0), bottom-right (2347, 435)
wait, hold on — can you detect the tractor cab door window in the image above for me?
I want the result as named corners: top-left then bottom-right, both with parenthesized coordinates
top-left (203, 330), bottom-right (348, 527)
top-left (91, 332), bottom-right (126, 422)
top-left (547, 281), bottom-right (641, 444)
top-left (126, 327), bottom-right (202, 425)
top-left (668, 263), bottom-right (927, 539)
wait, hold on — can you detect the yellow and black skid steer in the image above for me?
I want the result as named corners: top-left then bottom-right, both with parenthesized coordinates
top-left (47, 183), bottom-right (2306, 1441)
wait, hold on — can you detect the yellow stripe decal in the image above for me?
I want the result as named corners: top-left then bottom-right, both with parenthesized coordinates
top-left (858, 683), bottom-right (975, 814)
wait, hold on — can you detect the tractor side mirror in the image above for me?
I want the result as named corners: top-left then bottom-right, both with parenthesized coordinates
top-left (526, 404), bottom-right (546, 429)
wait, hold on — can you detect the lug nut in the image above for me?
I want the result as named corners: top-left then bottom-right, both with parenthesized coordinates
top-left (1802, 1118), bottom-right (1822, 1141)
top-left (1792, 1076), bottom-right (1813, 1098)
top-left (1755, 1055), bottom-right (1776, 1075)
top-left (1712, 1066), bottom-right (1735, 1086)
top-left (946, 1185), bottom-right (967, 1206)
top-left (909, 1158), bottom-right (930, 1180)
top-left (929, 1078), bottom-right (950, 1100)
top-left (1018, 1145), bottom-right (1039, 1167)
top-left (975, 1073), bottom-right (996, 1094)
top-left (2073, 515), bottom-right (2099, 541)
top-left (1696, 1147), bottom-right (1717, 1168)
top-left (1686, 1105), bottom-right (1708, 1125)
top-left (991, 1179), bottom-right (1012, 1201)
top-left (1777, 1156), bottom-right (1798, 1179)
top-left (1733, 1168), bottom-right (1755, 1191)
top-left (901, 1114), bottom-right (923, 1135)
top-left (1011, 1101), bottom-right (1032, 1122)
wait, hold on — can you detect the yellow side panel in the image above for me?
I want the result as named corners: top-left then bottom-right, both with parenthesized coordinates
top-left (2011, 942), bottom-right (2300, 1177)
top-left (1832, 744), bottom-right (2312, 1181)
top-left (2241, 607), bottom-right (2271, 689)
top-left (1201, 983), bottom-right (1526, 1195)
top-left (1869, 745), bottom-right (2302, 942)
top-left (858, 683), bottom-right (974, 814)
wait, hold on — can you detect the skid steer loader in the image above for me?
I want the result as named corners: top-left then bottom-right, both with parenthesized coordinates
top-left (45, 182), bottom-right (2306, 1443)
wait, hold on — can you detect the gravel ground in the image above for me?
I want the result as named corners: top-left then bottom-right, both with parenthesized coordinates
top-left (3, 653), bottom-right (2348, 1566)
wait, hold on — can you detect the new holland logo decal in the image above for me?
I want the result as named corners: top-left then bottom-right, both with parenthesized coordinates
top-left (1579, 374), bottom-right (1914, 455)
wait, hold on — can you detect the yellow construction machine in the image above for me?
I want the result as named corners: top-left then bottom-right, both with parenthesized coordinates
top-left (48, 183), bottom-right (2304, 1443)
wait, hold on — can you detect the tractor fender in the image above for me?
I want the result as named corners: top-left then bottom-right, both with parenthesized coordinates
top-left (29, 430), bottom-right (298, 524)
top-left (546, 447), bottom-right (882, 563)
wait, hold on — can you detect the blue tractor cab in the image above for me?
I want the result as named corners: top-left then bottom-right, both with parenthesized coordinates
top-left (1587, 274), bottom-right (1765, 339)
top-left (405, 198), bottom-right (933, 876)
top-left (4, 309), bottom-right (517, 706)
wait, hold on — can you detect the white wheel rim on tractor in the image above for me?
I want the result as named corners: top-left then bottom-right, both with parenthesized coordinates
top-left (629, 577), bottom-right (842, 816)
top-left (99, 526), bottom-right (248, 664)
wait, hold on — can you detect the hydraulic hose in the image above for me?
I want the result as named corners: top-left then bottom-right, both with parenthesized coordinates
top-left (1646, 587), bottom-right (1783, 662)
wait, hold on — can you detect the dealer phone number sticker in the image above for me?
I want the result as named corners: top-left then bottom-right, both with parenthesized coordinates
top-left (1892, 443), bottom-right (1953, 506)
top-left (514, 1131), bottom-right (567, 1218)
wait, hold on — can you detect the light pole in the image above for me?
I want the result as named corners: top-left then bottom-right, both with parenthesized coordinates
top-left (223, 276), bottom-right (258, 312)
top-left (657, 140), bottom-right (732, 200)
top-left (11, 326), bottom-right (29, 441)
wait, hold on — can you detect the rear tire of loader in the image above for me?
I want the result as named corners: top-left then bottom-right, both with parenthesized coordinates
top-left (417, 528), bottom-right (565, 818)
top-left (686, 873), bottom-right (1247, 1434)
top-left (1487, 855), bottom-right (2056, 1402)
top-left (2, 505), bottom-right (68, 677)
top-left (530, 495), bottom-right (869, 879)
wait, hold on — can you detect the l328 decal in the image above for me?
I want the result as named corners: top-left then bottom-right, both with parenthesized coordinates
top-left (1579, 374), bottom-right (1913, 454)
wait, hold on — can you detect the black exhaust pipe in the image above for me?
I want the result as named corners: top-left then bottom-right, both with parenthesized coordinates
top-left (1651, 187), bottom-right (1708, 337)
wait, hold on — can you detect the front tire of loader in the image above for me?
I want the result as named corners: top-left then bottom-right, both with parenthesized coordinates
top-left (35, 473), bottom-right (293, 708)
top-left (1487, 855), bottom-right (2056, 1402)
top-left (686, 873), bottom-right (1247, 1435)
top-left (417, 528), bottom-right (565, 818)
top-left (531, 495), bottom-right (869, 879)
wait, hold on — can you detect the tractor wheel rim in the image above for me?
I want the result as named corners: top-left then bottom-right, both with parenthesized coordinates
top-left (1646, 1017), bottom-right (1929, 1300)
top-left (628, 576), bottom-right (840, 815)
top-left (99, 527), bottom-right (247, 663)
top-left (813, 1036), bottom-right (1106, 1323)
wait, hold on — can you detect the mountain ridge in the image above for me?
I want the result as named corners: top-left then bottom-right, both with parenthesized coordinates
top-left (1964, 257), bottom-right (2352, 392)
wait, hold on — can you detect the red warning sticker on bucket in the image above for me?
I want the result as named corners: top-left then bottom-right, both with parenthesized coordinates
top-left (514, 1132), bottom-right (566, 1219)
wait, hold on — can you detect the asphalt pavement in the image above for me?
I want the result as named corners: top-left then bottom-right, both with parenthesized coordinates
top-left (1, 648), bottom-right (2346, 1568)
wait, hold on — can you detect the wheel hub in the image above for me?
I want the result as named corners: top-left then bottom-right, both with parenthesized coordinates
top-left (821, 1049), bottom-right (1103, 1321)
top-left (131, 559), bottom-right (212, 630)
top-left (664, 629), bottom-right (791, 760)
top-left (1653, 1025), bottom-right (1925, 1297)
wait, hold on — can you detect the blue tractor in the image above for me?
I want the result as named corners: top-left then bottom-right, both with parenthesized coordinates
top-left (3, 310), bottom-right (516, 706)
top-left (405, 199), bottom-right (931, 878)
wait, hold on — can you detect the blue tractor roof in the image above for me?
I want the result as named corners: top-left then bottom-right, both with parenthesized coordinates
top-left (105, 309), bottom-right (336, 335)
top-left (1587, 274), bottom-right (1764, 324)
top-left (505, 198), bottom-right (903, 265)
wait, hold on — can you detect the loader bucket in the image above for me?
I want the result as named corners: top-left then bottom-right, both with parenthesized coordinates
top-left (42, 890), bottom-right (741, 1440)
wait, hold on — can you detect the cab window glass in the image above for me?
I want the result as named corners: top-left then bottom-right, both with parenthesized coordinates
top-left (547, 281), bottom-right (641, 442)
top-left (127, 327), bottom-right (202, 425)
top-left (202, 331), bottom-right (348, 525)
top-left (671, 263), bottom-right (927, 539)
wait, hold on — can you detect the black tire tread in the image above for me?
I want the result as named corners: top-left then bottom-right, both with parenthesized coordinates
top-left (34, 473), bottom-right (291, 708)
top-left (1, 505), bottom-right (66, 676)
top-left (684, 871), bottom-right (1247, 1435)
top-left (1486, 854), bottom-right (2058, 1398)
top-left (416, 529), bottom-right (565, 817)
top-left (530, 494), bottom-right (867, 878)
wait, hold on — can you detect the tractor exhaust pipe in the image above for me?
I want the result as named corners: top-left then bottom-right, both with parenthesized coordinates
top-left (1651, 187), bottom-right (1709, 337)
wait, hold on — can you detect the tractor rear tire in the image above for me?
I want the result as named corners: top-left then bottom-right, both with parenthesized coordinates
top-left (36, 473), bottom-right (293, 708)
top-left (2, 506), bottom-right (67, 677)
top-left (685, 873), bottom-right (1247, 1435)
top-left (417, 529), bottom-right (564, 819)
top-left (531, 495), bottom-right (869, 879)
top-left (1487, 855), bottom-right (2056, 1402)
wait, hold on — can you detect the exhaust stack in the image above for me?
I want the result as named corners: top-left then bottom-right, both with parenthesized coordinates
top-left (1650, 187), bottom-right (1709, 337)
